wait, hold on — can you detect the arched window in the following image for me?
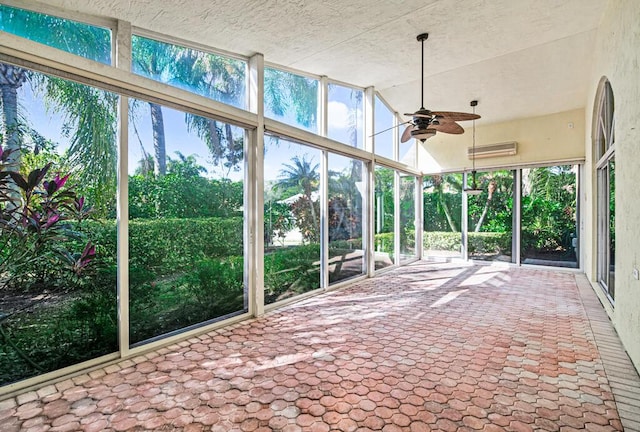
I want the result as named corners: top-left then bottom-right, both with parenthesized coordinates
top-left (593, 78), bottom-right (615, 301)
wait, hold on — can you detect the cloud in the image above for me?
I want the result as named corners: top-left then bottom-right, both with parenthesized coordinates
top-left (328, 101), bottom-right (350, 129)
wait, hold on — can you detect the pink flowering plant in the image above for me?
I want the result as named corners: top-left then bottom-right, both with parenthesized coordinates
top-left (0, 147), bottom-right (95, 292)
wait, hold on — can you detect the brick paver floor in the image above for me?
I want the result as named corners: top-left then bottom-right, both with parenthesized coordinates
top-left (0, 262), bottom-right (636, 431)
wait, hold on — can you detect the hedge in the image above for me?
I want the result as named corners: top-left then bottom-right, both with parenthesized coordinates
top-left (76, 217), bottom-right (243, 275)
top-left (423, 231), bottom-right (511, 255)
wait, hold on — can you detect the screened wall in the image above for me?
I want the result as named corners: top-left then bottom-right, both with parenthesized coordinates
top-left (423, 166), bottom-right (580, 268)
top-left (0, 3), bottom-right (420, 391)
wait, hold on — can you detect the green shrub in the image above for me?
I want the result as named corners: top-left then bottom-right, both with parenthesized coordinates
top-left (129, 257), bottom-right (245, 344)
top-left (423, 231), bottom-right (462, 252)
top-left (181, 257), bottom-right (244, 314)
top-left (374, 232), bottom-right (394, 255)
top-left (75, 217), bottom-right (243, 276)
top-left (468, 232), bottom-right (511, 255)
top-left (264, 244), bottom-right (320, 303)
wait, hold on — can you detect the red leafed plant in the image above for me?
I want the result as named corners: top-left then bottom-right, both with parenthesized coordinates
top-left (0, 146), bottom-right (95, 292)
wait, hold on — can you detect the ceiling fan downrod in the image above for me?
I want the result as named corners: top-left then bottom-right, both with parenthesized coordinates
top-left (417, 33), bottom-right (429, 110)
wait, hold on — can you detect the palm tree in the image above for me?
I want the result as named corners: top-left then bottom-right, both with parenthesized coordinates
top-left (265, 68), bottom-right (318, 130)
top-left (0, 5), bottom-right (114, 211)
top-left (131, 36), bottom-right (176, 176)
top-left (277, 155), bottom-right (320, 229)
top-left (0, 63), bottom-right (27, 208)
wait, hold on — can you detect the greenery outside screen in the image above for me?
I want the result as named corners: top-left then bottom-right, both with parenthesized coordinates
top-left (264, 68), bottom-right (318, 133)
top-left (328, 154), bottom-right (365, 284)
top-left (0, 64), bottom-right (117, 386)
top-left (132, 35), bottom-right (247, 109)
top-left (0, 4), bottom-right (111, 65)
top-left (128, 98), bottom-right (246, 345)
top-left (521, 165), bottom-right (578, 268)
top-left (423, 174), bottom-right (463, 258)
top-left (264, 137), bottom-right (321, 304)
top-left (374, 166), bottom-right (395, 269)
top-left (400, 175), bottom-right (417, 263)
top-left (467, 170), bottom-right (514, 262)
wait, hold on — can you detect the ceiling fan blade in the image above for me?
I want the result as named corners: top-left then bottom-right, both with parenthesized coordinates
top-left (400, 125), bottom-right (414, 143)
top-left (431, 120), bottom-right (464, 134)
top-left (404, 110), bottom-right (432, 119)
top-left (369, 121), bottom-right (411, 138)
top-left (431, 111), bottom-right (481, 121)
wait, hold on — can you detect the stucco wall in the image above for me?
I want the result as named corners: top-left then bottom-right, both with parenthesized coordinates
top-left (418, 109), bottom-right (585, 174)
top-left (584, 0), bottom-right (640, 372)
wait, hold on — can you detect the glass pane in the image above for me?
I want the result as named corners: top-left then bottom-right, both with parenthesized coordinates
top-left (0, 64), bottom-right (117, 385)
top-left (398, 128), bottom-right (416, 166)
top-left (400, 175), bottom-right (417, 262)
top-left (264, 137), bottom-right (321, 303)
top-left (128, 99), bottom-right (246, 345)
top-left (132, 35), bottom-right (247, 109)
top-left (0, 4), bottom-right (111, 64)
top-left (374, 96), bottom-right (394, 159)
top-left (264, 68), bottom-right (318, 133)
top-left (467, 170), bottom-right (514, 262)
top-left (609, 158), bottom-right (615, 298)
top-left (328, 83), bottom-right (363, 148)
top-left (329, 154), bottom-right (365, 284)
top-left (423, 174), bottom-right (463, 258)
top-left (521, 166), bottom-right (578, 268)
top-left (374, 166), bottom-right (395, 269)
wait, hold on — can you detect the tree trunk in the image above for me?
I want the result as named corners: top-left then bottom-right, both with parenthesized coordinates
top-left (1, 84), bottom-right (22, 210)
top-left (440, 196), bottom-right (458, 232)
top-left (474, 198), bottom-right (491, 232)
top-left (224, 123), bottom-right (234, 176)
top-left (149, 102), bottom-right (166, 176)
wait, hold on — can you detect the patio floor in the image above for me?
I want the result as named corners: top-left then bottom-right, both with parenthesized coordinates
top-left (1, 262), bottom-right (639, 431)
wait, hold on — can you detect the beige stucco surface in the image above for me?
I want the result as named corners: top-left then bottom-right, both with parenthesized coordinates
top-left (418, 108), bottom-right (585, 174)
top-left (584, 0), bottom-right (640, 372)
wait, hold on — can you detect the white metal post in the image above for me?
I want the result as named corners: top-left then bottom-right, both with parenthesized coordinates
top-left (394, 170), bottom-right (400, 265)
top-left (364, 87), bottom-right (375, 275)
top-left (248, 53), bottom-right (264, 317)
top-left (416, 175), bottom-right (423, 260)
top-left (321, 150), bottom-right (329, 289)
top-left (319, 76), bottom-right (329, 289)
top-left (115, 20), bottom-right (131, 356)
top-left (514, 169), bottom-right (522, 265)
top-left (462, 172), bottom-right (469, 261)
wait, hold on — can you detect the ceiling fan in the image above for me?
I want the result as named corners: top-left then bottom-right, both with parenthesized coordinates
top-left (400, 33), bottom-right (480, 143)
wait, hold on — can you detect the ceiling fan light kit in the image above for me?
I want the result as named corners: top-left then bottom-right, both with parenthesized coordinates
top-left (464, 100), bottom-right (484, 196)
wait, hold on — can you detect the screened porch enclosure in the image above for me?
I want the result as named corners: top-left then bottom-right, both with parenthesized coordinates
top-left (0, 1), bottom-right (585, 394)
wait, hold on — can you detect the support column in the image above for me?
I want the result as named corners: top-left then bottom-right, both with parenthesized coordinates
top-left (115, 20), bottom-right (131, 356)
top-left (248, 53), bottom-right (265, 316)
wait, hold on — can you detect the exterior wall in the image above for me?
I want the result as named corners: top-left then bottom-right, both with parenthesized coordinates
top-left (418, 109), bottom-right (585, 174)
top-left (585, 0), bottom-right (640, 372)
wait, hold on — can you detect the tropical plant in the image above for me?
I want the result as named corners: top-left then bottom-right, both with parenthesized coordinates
top-left (0, 149), bottom-right (95, 292)
top-left (275, 155), bottom-right (320, 239)
top-left (264, 68), bottom-right (318, 130)
top-left (264, 201), bottom-right (295, 246)
top-left (0, 5), bottom-right (113, 210)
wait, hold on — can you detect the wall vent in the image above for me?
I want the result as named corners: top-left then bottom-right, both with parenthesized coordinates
top-left (468, 141), bottom-right (517, 159)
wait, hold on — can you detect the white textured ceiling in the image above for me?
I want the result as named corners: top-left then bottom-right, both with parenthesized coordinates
top-left (43, 0), bottom-right (607, 126)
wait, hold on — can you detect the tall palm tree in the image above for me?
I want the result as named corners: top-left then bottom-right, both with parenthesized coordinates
top-left (131, 36), bottom-right (177, 177)
top-left (182, 49), bottom-right (246, 177)
top-left (0, 63), bottom-right (27, 208)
